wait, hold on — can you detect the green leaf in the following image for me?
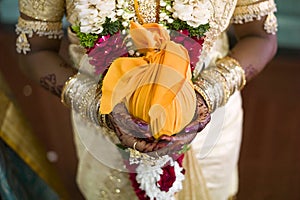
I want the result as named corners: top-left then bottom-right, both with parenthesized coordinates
top-left (71, 25), bottom-right (98, 48)
top-left (178, 144), bottom-right (191, 154)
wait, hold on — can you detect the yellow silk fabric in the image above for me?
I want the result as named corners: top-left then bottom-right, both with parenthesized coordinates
top-left (100, 22), bottom-right (196, 139)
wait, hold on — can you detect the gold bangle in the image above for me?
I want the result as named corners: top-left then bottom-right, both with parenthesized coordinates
top-left (61, 74), bottom-right (79, 107)
top-left (193, 83), bottom-right (213, 113)
top-left (212, 68), bottom-right (231, 106)
top-left (216, 56), bottom-right (246, 91)
top-left (133, 141), bottom-right (138, 151)
top-left (216, 62), bottom-right (237, 95)
top-left (193, 56), bottom-right (246, 112)
top-left (200, 70), bottom-right (222, 109)
top-left (222, 56), bottom-right (244, 89)
top-left (101, 114), bottom-right (109, 129)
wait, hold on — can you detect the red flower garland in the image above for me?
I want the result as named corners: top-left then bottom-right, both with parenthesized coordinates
top-left (127, 154), bottom-right (185, 200)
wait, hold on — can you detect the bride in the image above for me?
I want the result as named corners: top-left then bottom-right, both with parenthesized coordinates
top-left (16, 0), bottom-right (277, 199)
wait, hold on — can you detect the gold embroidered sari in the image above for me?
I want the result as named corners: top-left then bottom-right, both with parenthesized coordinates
top-left (16, 0), bottom-right (277, 199)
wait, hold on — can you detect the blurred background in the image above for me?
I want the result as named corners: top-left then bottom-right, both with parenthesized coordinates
top-left (0, 0), bottom-right (300, 199)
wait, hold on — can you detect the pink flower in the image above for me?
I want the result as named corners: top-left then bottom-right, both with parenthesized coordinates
top-left (171, 30), bottom-right (204, 71)
top-left (88, 33), bottom-right (128, 75)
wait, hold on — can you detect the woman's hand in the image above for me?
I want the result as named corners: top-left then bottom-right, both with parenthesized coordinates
top-left (106, 93), bottom-right (211, 156)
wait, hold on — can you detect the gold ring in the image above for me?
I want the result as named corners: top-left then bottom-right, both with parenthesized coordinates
top-left (133, 141), bottom-right (138, 151)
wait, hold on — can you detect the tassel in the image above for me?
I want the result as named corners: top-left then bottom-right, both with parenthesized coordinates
top-left (16, 32), bottom-right (31, 54)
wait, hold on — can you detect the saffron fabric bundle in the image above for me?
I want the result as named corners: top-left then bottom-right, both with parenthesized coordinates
top-left (100, 22), bottom-right (196, 139)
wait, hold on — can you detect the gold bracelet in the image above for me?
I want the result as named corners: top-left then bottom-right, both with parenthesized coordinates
top-left (98, 114), bottom-right (115, 131)
top-left (216, 56), bottom-right (246, 91)
top-left (61, 74), bottom-right (79, 107)
top-left (211, 68), bottom-right (231, 106)
top-left (220, 56), bottom-right (243, 90)
top-left (200, 69), bottom-right (223, 109)
top-left (193, 56), bottom-right (246, 113)
top-left (193, 80), bottom-right (213, 113)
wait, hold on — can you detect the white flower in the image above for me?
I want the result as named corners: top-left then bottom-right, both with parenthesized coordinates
top-left (76, 0), bottom-right (116, 34)
top-left (173, 2), bottom-right (193, 21)
top-left (167, 18), bottom-right (174, 24)
top-left (122, 12), bottom-right (133, 20)
top-left (159, 12), bottom-right (167, 19)
top-left (116, 9), bottom-right (124, 16)
top-left (116, 0), bottom-right (136, 26)
top-left (187, 3), bottom-right (210, 27)
top-left (172, 0), bottom-right (211, 27)
top-left (122, 21), bottom-right (129, 27)
top-left (134, 154), bottom-right (185, 200)
top-left (160, 0), bottom-right (167, 7)
top-left (96, 1), bottom-right (114, 11)
top-left (172, 12), bottom-right (178, 19)
top-left (76, 0), bottom-right (211, 36)
top-left (166, 5), bottom-right (172, 11)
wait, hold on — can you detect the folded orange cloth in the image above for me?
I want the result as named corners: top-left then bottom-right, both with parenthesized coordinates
top-left (100, 22), bottom-right (196, 139)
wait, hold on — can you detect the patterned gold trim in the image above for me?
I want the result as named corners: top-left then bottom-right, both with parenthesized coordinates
top-left (19, 0), bottom-right (65, 22)
top-left (232, 0), bottom-right (278, 34)
top-left (233, 0), bottom-right (276, 22)
top-left (195, 0), bottom-right (238, 75)
top-left (15, 17), bottom-right (64, 54)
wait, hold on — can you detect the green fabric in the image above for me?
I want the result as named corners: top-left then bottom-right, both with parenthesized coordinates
top-left (0, 139), bottom-right (59, 200)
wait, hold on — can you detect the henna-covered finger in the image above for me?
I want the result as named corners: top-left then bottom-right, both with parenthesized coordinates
top-left (106, 93), bottom-right (210, 157)
top-left (184, 93), bottom-right (211, 133)
top-left (111, 103), bottom-right (152, 139)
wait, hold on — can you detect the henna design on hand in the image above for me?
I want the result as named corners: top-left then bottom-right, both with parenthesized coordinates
top-left (40, 73), bottom-right (63, 97)
top-left (244, 64), bottom-right (258, 81)
top-left (106, 93), bottom-right (211, 156)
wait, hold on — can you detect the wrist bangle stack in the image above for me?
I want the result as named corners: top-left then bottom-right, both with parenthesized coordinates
top-left (61, 73), bottom-right (119, 143)
top-left (61, 73), bottom-right (101, 125)
top-left (216, 56), bottom-right (246, 91)
top-left (193, 56), bottom-right (246, 113)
